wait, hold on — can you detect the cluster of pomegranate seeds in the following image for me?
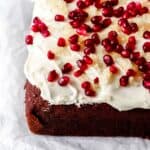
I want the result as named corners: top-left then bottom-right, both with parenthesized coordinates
top-left (25, 35), bottom-right (33, 45)
top-left (31, 17), bottom-right (50, 37)
top-left (57, 37), bottom-right (66, 47)
top-left (143, 42), bottom-right (150, 52)
top-left (47, 50), bottom-right (55, 60)
top-left (55, 14), bottom-right (65, 21)
top-left (62, 63), bottom-right (73, 74)
top-left (47, 70), bottom-right (59, 82)
top-left (58, 76), bottom-right (70, 86)
top-left (143, 31), bottom-right (150, 39)
top-left (81, 81), bottom-right (96, 97)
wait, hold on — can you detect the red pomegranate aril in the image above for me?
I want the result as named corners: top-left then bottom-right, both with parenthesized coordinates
top-left (64, 0), bottom-right (74, 3)
top-left (102, 18), bottom-right (112, 28)
top-left (143, 73), bottom-right (150, 81)
top-left (122, 11), bottom-right (131, 19)
top-left (85, 89), bottom-right (96, 97)
top-left (91, 16), bottom-right (102, 24)
top-left (128, 36), bottom-right (136, 45)
top-left (143, 79), bottom-right (150, 89)
top-left (126, 69), bottom-right (136, 77)
top-left (83, 55), bottom-right (93, 64)
top-left (84, 39), bottom-right (94, 47)
top-left (84, 46), bottom-right (96, 55)
top-left (102, 38), bottom-right (110, 47)
top-left (110, 0), bottom-right (118, 6)
top-left (121, 25), bottom-right (132, 35)
top-left (130, 23), bottom-right (138, 33)
top-left (74, 69), bottom-right (83, 77)
top-left (70, 44), bottom-right (80, 51)
top-left (143, 42), bottom-right (150, 52)
top-left (76, 26), bottom-right (88, 36)
top-left (47, 50), bottom-right (55, 59)
top-left (102, 7), bottom-right (113, 17)
top-left (92, 24), bottom-right (103, 32)
top-left (103, 55), bottom-right (114, 66)
top-left (113, 7), bottom-right (124, 17)
top-left (139, 7), bottom-right (148, 15)
top-left (100, 1), bottom-right (112, 8)
top-left (85, 0), bottom-right (94, 6)
top-left (130, 52), bottom-right (140, 62)
top-left (62, 63), bottom-right (73, 74)
top-left (121, 50), bottom-right (130, 58)
top-left (77, 60), bottom-right (88, 70)
top-left (91, 33), bottom-right (100, 45)
top-left (58, 76), bottom-right (70, 86)
top-left (135, 57), bottom-right (146, 66)
top-left (77, 0), bottom-right (86, 9)
top-left (143, 31), bottom-right (150, 39)
top-left (57, 37), bottom-right (66, 47)
top-left (108, 31), bottom-right (118, 40)
top-left (25, 35), bottom-right (33, 45)
top-left (41, 30), bottom-right (51, 37)
top-left (120, 76), bottom-right (129, 87)
top-left (31, 25), bottom-right (39, 32)
top-left (94, 77), bottom-right (99, 84)
top-left (138, 64), bottom-right (147, 73)
top-left (69, 34), bottom-right (79, 44)
top-left (38, 23), bottom-right (48, 32)
top-left (109, 65), bottom-right (118, 74)
top-left (55, 14), bottom-right (65, 21)
top-left (115, 44), bottom-right (123, 53)
top-left (33, 17), bottom-right (41, 24)
top-left (81, 81), bottom-right (91, 89)
top-left (118, 18), bottom-right (128, 26)
top-left (70, 21), bottom-right (81, 28)
top-left (47, 70), bottom-right (59, 82)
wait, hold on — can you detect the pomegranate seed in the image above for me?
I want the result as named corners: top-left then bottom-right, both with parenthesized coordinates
top-left (113, 7), bottom-right (124, 17)
top-left (127, 2), bottom-right (136, 10)
top-left (118, 18), bottom-right (128, 26)
top-left (126, 69), bottom-right (136, 77)
top-left (91, 33), bottom-right (100, 45)
top-left (102, 7), bottom-right (113, 17)
top-left (109, 65), bottom-right (118, 74)
top-left (102, 18), bottom-right (112, 28)
top-left (62, 63), bottom-right (73, 74)
top-left (108, 31), bottom-right (118, 40)
top-left (84, 39), bottom-right (94, 47)
top-left (83, 55), bottom-right (93, 64)
top-left (84, 46), bottom-right (96, 55)
top-left (85, 0), bottom-right (94, 6)
top-left (47, 70), bottom-right (59, 82)
top-left (77, 59), bottom-right (88, 70)
top-left (95, 0), bottom-right (101, 8)
top-left (74, 69), bottom-right (83, 77)
top-left (47, 50), bottom-right (55, 59)
top-left (92, 24), bottom-right (103, 32)
top-left (41, 30), bottom-right (51, 37)
top-left (38, 23), bottom-right (48, 32)
top-left (94, 77), bottom-right (99, 84)
top-left (55, 14), bottom-right (65, 21)
top-left (57, 37), bottom-right (66, 47)
top-left (85, 89), bottom-right (96, 97)
top-left (130, 23), bottom-right (138, 33)
top-left (81, 81), bottom-right (91, 89)
top-left (31, 25), bottom-right (39, 32)
top-left (135, 57), bottom-right (146, 66)
top-left (143, 42), bottom-right (150, 52)
top-left (138, 64), bottom-right (147, 73)
top-left (25, 35), bottom-right (33, 45)
top-left (91, 16), bottom-right (102, 24)
top-left (120, 76), bottom-right (129, 87)
top-left (69, 34), bottom-right (79, 44)
top-left (77, 0), bottom-right (86, 9)
top-left (102, 38), bottom-right (110, 47)
top-left (70, 21), bottom-right (81, 28)
top-left (128, 36), bottom-right (136, 45)
top-left (139, 7), bottom-right (148, 15)
top-left (110, 0), bottom-right (118, 6)
top-left (58, 76), bottom-right (70, 86)
top-left (103, 55), bottom-right (114, 66)
top-left (33, 17), bottom-right (41, 24)
top-left (115, 44), bottom-right (123, 53)
top-left (143, 31), bottom-right (150, 39)
top-left (64, 0), bottom-right (74, 3)
top-left (100, 1), bottom-right (112, 8)
top-left (70, 44), bottom-right (80, 51)
top-left (143, 79), bottom-right (150, 89)
top-left (121, 50), bottom-right (130, 58)
top-left (130, 52), bottom-right (140, 62)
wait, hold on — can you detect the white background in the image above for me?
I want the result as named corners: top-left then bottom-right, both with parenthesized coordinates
top-left (0, 0), bottom-right (150, 149)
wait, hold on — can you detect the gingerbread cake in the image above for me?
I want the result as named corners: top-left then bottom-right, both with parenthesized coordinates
top-left (24, 0), bottom-right (150, 137)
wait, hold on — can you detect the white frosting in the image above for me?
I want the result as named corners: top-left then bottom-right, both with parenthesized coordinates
top-left (24, 0), bottom-right (150, 111)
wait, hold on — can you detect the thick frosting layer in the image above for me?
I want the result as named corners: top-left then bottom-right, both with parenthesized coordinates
top-left (24, 0), bottom-right (150, 111)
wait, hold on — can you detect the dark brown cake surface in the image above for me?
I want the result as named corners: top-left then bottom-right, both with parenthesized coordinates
top-left (25, 81), bottom-right (150, 137)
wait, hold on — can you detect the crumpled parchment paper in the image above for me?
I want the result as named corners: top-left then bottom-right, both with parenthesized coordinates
top-left (0, 0), bottom-right (150, 149)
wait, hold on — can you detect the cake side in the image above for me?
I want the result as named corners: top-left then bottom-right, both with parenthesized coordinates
top-left (25, 81), bottom-right (150, 137)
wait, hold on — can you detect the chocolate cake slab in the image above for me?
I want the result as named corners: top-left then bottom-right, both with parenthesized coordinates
top-left (25, 81), bottom-right (150, 137)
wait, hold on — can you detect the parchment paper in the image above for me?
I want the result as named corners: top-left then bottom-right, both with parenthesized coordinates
top-left (0, 0), bottom-right (150, 149)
